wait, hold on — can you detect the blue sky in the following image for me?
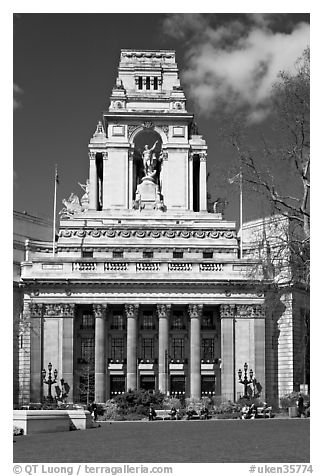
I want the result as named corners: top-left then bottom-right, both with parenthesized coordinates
top-left (13, 13), bottom-right (309, 225)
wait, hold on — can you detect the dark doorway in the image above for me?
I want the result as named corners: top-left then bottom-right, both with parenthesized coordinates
top-left (110, 375), bottom-right (125, 396)
top-left (201, 375), bottom-right (216, 396)
top-left (170, 375), bottom-right (186, 398)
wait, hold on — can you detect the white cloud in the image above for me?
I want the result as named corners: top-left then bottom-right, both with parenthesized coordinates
top-left (163, 14), bottom-right (310, 122)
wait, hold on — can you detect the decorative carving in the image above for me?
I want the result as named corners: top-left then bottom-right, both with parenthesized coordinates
top-left (29, 303), bottom-right (43, 317)
top-left (88, 151), bottom-right (96, 160)
top-left (213, 198), bottom-right (228, 214)
top-left (236, 304), bottom-right (266, 318)
top-left (43, 304), bottom-right (75, 318)
top-left (124, 304), bottom-right (139, 319)
top-left (142, 121), bottom-right (155, 129)
top-left (59, 228), bottom-right (236, 240)
top-left (59, 193), bottom-right (84, 217)
top-left (72, 262), bottom-right (97, 271)
top-left (78, 180), bottom-right (90, 210)
top-left (160, 125), bottom-right (169, 136)
top-left (199, 152), bottom-right (207, 161)
top-left (156, 304), bottom-right (171, 319)
top-left (220, 304), bottom-right (236, 318)
top-left (189, 121), bottom-right (199, 136)
top-left (187, 304), bottom-right (203, 319)
top-left (93, 304), bottom-right (106, 318)
top-left (141, 141), bottom-right (159, 179)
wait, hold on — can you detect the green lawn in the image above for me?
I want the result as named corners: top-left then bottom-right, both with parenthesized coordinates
top-left (13, 419), bottom-right (310, 463)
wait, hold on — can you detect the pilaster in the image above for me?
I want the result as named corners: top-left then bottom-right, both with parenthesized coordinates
top-left (125, 304), bottom-right (139, 391)
top-left (89, 151), bottom-right (98, 210)
top-left (157, 304), bottom-right (171, 394)
top-left (188, 304), bottom-right (203, 399)
top-left (93, 304), bottom-right (107, 402)
top-left (199, 152), bottom-right (207, 211)
top-left (220, 304), bottom-right (236, 401)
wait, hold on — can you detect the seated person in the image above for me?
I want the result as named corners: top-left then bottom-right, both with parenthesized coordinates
top-left (169, 407), bottom-right (177, 420)
top-left (148, 405), bottom-right (156, 421)
top-left (200, 407), bottom-right (209, 420)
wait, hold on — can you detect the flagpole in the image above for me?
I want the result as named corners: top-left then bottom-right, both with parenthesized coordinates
top-left (52, 165), bottom-right (58, 258)
top-left (239, 159), bottom-right (243, 259)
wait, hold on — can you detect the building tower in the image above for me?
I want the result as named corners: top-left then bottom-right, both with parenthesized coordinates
top-left (19, 50), bottom-right (266, 405)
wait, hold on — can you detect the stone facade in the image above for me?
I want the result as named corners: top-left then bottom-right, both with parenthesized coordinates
top-left (16, 50), bottom-right (306, 406)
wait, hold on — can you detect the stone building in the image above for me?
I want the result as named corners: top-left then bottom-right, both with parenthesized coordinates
top-left (18, 49), bottom-right (290, 405)
top-left (13, 210), bottom-right (52, 405)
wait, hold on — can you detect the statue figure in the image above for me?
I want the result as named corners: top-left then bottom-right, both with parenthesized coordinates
top-left (59, 193), bottom-right (83, 217)
top-left (142, 141), bottom-right (159, 177)
top-left (213, 197), bottom-right (228, 214)
top-left (78, 180), bottom-right (90, 210)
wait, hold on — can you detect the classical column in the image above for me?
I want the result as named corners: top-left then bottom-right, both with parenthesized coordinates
top-left (235, 304), bottom-right (266, 400)
top-left (128, 149), bottom-right (134, 209)
top-left (94, 304), bottom-right (107, 402)
top-left (157, 304), bottom-right (171, 394)
top-left (89, 150), bottom-right (98, 210)
top-left (62, 304), bottom-right (75, 402)
top-left (29, 303), bottom-right (43, 403)
top-left (101, 151), bottom-right (108, 209)
top-left (220, 304), bottom-right (236, 401)
top-left (188, 152), bottom-right (194, 210)
top-left (199, 152), bottom-right (207, 211)
top-left (161, 151), bottom-right (168, 205)
top-left (125, 304), bottom-right (139, 391)
top-left (188, 304), bottom-right (203, 399)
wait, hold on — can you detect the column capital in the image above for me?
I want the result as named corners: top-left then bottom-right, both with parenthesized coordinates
top-left (43, 304), bottom-right (75, 318)
top-left (29, 303), bottom-right (43, 317)
top-left (124, 304), bottom-right (139, 319)
top-left (187, 304), bottom-right (203, 320)
top-left (156, 304), bottom-right (171, 319)
top-left (188, 152), bottom-right (194, 161)
top-left (88, 150), bottom-right (96, 160)
top-left (93, 304), bottom-right (107, 318)
top-left (199, 152), bottom-right (207, 162)
top-left (220, 304), bottom-right (236, 318)
top-left (102, 151), bottom-right (108, 160)
top-left (236, 304), bottom-right (266, 318)
top-left (128, 149), bottom-right (135, 160)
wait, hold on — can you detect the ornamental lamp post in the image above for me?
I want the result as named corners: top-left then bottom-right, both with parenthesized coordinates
top-left (238, 362), bottom-right (254, 398)
top-left (42, 362), bottom-right (58, 402)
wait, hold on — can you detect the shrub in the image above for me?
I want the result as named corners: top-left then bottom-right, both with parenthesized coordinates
top-left (163, 397), bottom-right (181, 410)
top-left (114, 389), bottom-right (165, 416)
top-left (280, 392), bottom-right (310, 410)
top-left (214, 401), bottom-right (242, 414)
top-left (13, 426), bottom-right (24, 436)
top-left (99, 400), bottom-right (118, 421)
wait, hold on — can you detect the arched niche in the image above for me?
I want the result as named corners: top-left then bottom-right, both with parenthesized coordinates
top-left (130, 128), bottom-right (164, 198)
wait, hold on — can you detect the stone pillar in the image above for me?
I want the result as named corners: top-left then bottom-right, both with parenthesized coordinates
top-left (125, 304), bottom-right (139, 391)
top-left (101, 151), bottom-right (108, 209)
top-left (199, 153), bottom-right (207, 211)
top-left (188, 304), bottom-right (203, 399)
top-left (62, 305), bottom-right (75, 402)
top-left (94, 304), bottom-right (107, 402)
top-left (157, 304), bottom-right (171, 394)
top-left (235, 304), bottom-right (266, 400)
top-left (89, 150), bottom-right (98, 210)
top-left (220, 304), bottom-right (236, 401)
top-left (29, 303), bottom-right (43, 403)
top-left (128, 150), bottom-right (134, 208)
top-left (188, 152), bottom-right (194, 210)
top-left (161, 151), bottom-right (168, 205)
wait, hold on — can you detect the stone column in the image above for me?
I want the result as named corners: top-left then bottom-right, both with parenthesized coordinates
top-left (94, 304), bottom-right (107, 402)
top-left (199, 152), bottom-right (207, 211)
top-left (161, 151), bottom-right (168, 205)
top-left (188, 152), bottom-right (194, 210)
top-left (188, 304), bottom-right (203, 399)
top-left (128, 149), bottom-right (134, 209)
top-left (28, 303), bottom-right (43, 403)
top-left (235, 304), bottom-right (266, 400)
top-left (125, 304), bottom-right (139, 391)
top-left (220, 304), bottom-right (236, 401)
top-left (157, 304), bottom-right (171, 394)
top-left (101, 151), bottom-right (108, 209)
top-left (62, 304), bottom-right (75, 402)
top-left (89, 150), bottom-right (98, 210)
